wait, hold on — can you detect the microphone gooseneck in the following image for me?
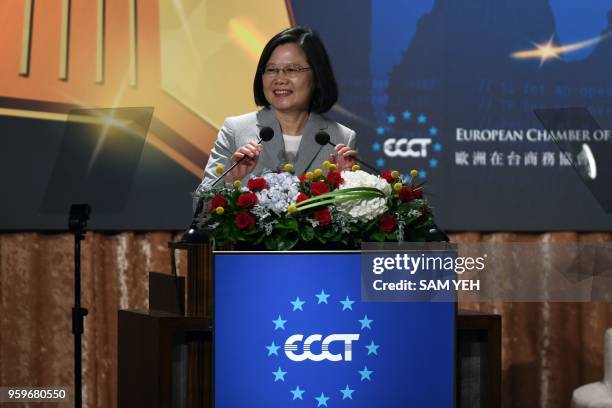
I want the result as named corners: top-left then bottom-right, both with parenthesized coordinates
top-left (314, 131), bottom-right (378, 173)
top-left (181, 126), bottom-right (276, 242)
top-left (180, 196), bottom-right (208, 243)
top-left (211, 126), bottom-right (275, 187)
top-left (179, 126), bottom-right (274, 243)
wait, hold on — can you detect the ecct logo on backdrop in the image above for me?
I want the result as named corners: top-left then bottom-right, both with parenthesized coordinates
top-left (284, 333), bottom-right (360, 362)
top-left (373, 109), bottom-right (442, 179)
top-left (383, 138), bottom-right (431, 158)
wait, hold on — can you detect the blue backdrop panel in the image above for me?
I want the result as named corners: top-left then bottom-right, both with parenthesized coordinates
top-left (291, 0), bottom-right (612, 231)
top-left (214, 253), bottom-right (455, 407)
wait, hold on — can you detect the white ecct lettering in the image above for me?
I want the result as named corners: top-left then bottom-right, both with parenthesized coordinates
top-left (383, 138), bottom-right (432, 158)
top-left (284, 334), bottom-right (360, 362)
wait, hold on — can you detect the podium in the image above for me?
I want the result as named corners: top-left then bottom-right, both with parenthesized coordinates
top-left (118, 244), bottom-right (500, 407)
top-left (214, 251), bottom-right (455, 407)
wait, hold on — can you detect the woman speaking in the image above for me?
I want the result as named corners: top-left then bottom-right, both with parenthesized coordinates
top-left (198, 26), bottom-right (357, 188)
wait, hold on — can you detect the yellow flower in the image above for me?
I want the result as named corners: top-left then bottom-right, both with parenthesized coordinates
top-left (215, 164), bottom-right (224, 174)
top-left (284, 163), bottom-right (294, 172)
top-left (351, 164), bottom-right (360, 172)
top-left (410, 169), bottom-right (419, 178)
top-left (393, 183), bottom-right (403, 192)
top-left (391, 170), bottom-right (400, 179)
top-left (233, 180), bottom-right (241, 188)
top-left (329, 163), bottom-right (337, 171)
top-left (305, 172), bottom-right (314, 180)
top-left (287, 204), bottom-right (297, 213)
top-left (215, 207), bottom-right (225, 215)
top-left (313, 168), bottom-right (323, 178)
top-left (323, 160), bottom-right (331, 169)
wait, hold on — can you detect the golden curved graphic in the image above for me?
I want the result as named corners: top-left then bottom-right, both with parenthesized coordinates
top-left (0, 1), bottom-right (292, 176)
top-left (512, 33), bottom-right (611, 66)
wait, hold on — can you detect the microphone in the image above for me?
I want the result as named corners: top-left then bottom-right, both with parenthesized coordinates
top-left (180, 196), bottom-right (208, 243)
top-left (426, 223), bottom-right (450, 242)
top-left (180, 126), bottom-right (275, 243)
top-left (315, 131), bottom-right (379, 173)
top-left (211, 126), bottom-right (275, 187)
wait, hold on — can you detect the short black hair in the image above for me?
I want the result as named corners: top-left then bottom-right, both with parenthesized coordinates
top-left (253, 26), bottom-right (338, 114)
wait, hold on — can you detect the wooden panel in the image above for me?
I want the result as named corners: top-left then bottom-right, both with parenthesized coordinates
top-left (118, 310), bottom-right (212, 408)
top-left (457, 310), bottom-right (501, 408)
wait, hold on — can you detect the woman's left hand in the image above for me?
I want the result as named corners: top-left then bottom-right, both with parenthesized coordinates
top-left (332, 144), bottom-right (358, 171)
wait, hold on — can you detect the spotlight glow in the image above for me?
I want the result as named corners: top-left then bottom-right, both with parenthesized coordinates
top-left (581, 143), bottom-right (597, 180)
top-left (512, 33), bottom-right (611, 66)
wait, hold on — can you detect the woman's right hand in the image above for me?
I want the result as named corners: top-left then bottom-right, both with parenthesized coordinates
top-left (224, 142), bottom-right (262, 182)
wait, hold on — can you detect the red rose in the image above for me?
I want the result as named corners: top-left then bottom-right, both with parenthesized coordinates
top-left (296, 193), bottom-right (309, 203)
top-left (299, 174), bottom-right (307, 183)
top-left (379, 214), bottom-right (397, 233)
top-left (381, 171), bottom-right (394, 183)
top-left (235, 212), bottom-right (256, 230)
top-left (247, 177), bottom-right (268, 191)
top-left (313, 207), bottom-right (332, 225)
top-left (326, 171), bottom-right (344, 188)
top-left (236, 192), bottom-right (258, 208)
top-left (310, 181), bottom-right (331, 196)
top-left (398, 186), bottom-right (414, 202)
top-left (208, 195), bottom-right (227, 211)
top-left (414, 188), bottom-right (423, 199)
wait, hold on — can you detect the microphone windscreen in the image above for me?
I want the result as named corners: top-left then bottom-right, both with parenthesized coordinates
top-left (259, 126), bottom-right (275, 142)
top-left (315, 131), bottom-right (330, 146)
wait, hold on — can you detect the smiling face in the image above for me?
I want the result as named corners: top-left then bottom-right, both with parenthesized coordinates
top-left (262, 43), bottom-right (315, 114)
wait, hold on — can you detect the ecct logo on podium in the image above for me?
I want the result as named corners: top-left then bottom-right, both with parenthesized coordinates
top-left (284, 334), bottom-right (360, 362)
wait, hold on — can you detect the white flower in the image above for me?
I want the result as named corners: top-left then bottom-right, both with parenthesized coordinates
top-left (336, 170), bottom-right (391, 221)
top-left (407, 209), bottom-right (422, 218)
top-left (306, 218), bottom-right (320, 228)
top-left (253, 172), bottom-right (300, 214)
top-left (332, 210), bottom-right (355, 234)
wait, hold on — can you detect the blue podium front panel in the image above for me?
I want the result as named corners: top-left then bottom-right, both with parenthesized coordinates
top-left (214, 253), bottom-right (455, 408)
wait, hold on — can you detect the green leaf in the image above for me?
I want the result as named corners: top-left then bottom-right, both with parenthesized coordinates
top-left (275, 217), bottom-right (299, 231)
top-left (319, 228), bottom-right (333, 239)
top-left (370, 230), bottom-right (386, 242)
top-left (414, 216), bottom-right (433, 229)
top-left (277, 234), bottom-right (298, 251)
top-left (265, 235), bottom-right (279, 250)
top-left (296, 193), bottom-right (382, 211)
top-left (252, 233), bottom-right (266, 245)
top-left (296, 187), bottom-right (385, 206)
top-left (243, 227), bottom-right (260, 236)
top-left (299, 225), bottom-right (315, 242)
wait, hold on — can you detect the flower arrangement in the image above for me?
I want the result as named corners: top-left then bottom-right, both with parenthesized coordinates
top-left (193, 162), bottom-right (433, 250)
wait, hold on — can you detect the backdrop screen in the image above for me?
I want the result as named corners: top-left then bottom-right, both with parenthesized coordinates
top-left (2, 0), bottom-right (611, 230)
top-left (290, 0), bottom-right (612, 231)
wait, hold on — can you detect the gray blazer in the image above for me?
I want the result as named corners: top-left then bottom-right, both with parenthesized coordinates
top-left (197, 107), bottom-right (356, 191)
